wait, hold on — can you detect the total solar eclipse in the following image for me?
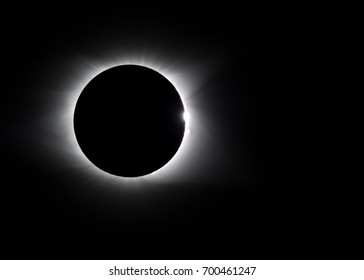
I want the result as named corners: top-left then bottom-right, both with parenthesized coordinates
top-left (73, 64), bottom-right (186, 177)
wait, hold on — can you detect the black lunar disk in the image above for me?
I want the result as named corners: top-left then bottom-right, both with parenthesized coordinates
top-left (73, 65), bottom-right (185, 177)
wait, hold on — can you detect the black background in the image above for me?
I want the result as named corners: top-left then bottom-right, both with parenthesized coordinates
top-left (1, 5), bottom-right (361, 259)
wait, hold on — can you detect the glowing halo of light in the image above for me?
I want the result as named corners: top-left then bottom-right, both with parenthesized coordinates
top-left (46, 50), bottom-right (214, 190)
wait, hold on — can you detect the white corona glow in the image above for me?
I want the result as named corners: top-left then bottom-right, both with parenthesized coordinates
top-left (44, 47), bottom-right (214, 190)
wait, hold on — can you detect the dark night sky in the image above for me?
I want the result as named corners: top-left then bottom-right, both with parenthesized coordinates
top-left (1, 5), bottom-right (361, 260)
